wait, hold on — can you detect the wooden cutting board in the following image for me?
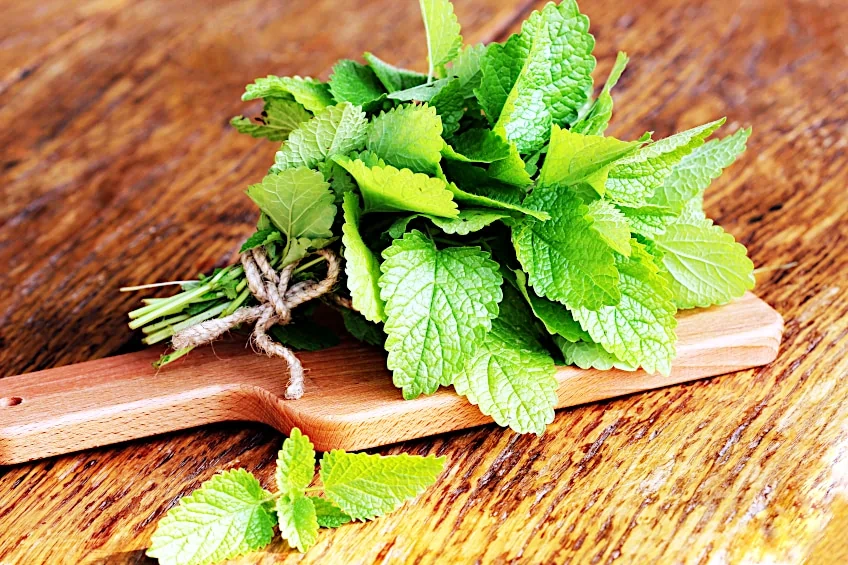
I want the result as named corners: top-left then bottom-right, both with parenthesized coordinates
top-left (0, 292), bottom-right (782, 466)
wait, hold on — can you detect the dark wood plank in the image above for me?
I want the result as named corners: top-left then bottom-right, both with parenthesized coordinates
top-left (1, 0), bottom-right (846, 563)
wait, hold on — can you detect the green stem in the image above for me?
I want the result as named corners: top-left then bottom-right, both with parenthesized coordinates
top-left (143, 301), bottom-right (232, 345)
top-left (130, 283), bottom-right (214, 329)
top-left (142, 313), bottom-right (191, 335)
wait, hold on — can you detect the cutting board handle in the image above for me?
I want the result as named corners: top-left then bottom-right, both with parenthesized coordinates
top-left (0, 346), bottom-right (291, 465)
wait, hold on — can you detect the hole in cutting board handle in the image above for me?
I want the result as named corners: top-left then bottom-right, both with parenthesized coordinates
top-left (0, 396), bottom-right (23, 407)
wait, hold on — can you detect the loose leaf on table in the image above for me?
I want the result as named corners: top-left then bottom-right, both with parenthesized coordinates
top-left (572, 51), bottom-right (628, 136)
top-left (513, 185), bottom-right (620, 310)
top-left (335, 157), bottom-right (458, 217)
top-left (329, 60), bottom-right (386, 108)
top-left (147, 469), bottom-right (275, 565)
top-left (366, 104), bottom-right (444, 174)
top-left (476, 0), bottom-right (596, 153)
top-left (363, 52), bottom-right (427, 92)
top-left (276, 428), bottom-right (316, 494)
top-left (274, 102), bottom-right (369, 171)
top-left (571, 241), bottom-right (678, 375)
top-left (655, 218), bottom-right (755, 309)
top-left (649, 127), bottom-right (751, 213)
top-left (320, 450), bottom-right (446, 521)
top-left (341, 192), bottom-right (386, 323)
top-left (419, 0), bottom-right (463, 81)
top-left (231, 98), bottom-right (312, 142)
top-left (310, 497), bottom-right (352, 528)
top-left (454, 285), bottom-right (557, 434)
top-left (605, 118), bottom-right (725, 206)
top-left (242, 76), bottom-right (333, 113)
top-left (379, 231), bottom-right (502, 398)
top-left (276, 491), bottom-right (319, 553)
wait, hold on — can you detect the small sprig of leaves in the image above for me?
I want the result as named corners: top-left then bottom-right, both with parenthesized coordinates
top-left (147, 429), bottom-right (445, 564)
top-left (128, 0), bottom-right (756, 436)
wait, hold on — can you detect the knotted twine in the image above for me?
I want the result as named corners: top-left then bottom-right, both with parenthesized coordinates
top-left (171, 247), bottom-right (341, 400)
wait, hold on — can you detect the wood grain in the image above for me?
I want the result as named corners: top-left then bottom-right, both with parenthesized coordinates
top-left (1, 0), bottom-right (846, 563)
top-left (0, 293), bottom-right (782, 465)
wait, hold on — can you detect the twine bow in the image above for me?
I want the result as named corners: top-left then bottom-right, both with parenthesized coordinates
top-left (171, 247), bottom-right (341, 399)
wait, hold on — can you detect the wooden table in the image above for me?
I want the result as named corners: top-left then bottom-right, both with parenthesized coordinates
top-left (1, 0), bottom-right (846, 562)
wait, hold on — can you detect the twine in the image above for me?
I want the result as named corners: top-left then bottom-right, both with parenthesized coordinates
top-left (171, 247), bottom-right (341, 399)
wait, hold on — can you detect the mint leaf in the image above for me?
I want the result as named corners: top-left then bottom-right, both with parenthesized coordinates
top-left (277, 491), bottom-right (319, 553)
top-left (441, 129), bottom-right (511, 163)
top-left (555, 337), bottom-right (637, 371)
top-left (444, 162), bottom-right (548, 220)
top-left (363, 52), bottom-right (427, 92)
top-left (387, 78), bottom-right (452, 102)
top-left (511, 269), bottom-right (590, 342)
top-left (487, 142), bottom-right (532, 186)
top-left (649, 127), bottom-right (751, 213)
top-left (379, 231), bottom-right (502, 398)
top-left (513, 186), bottom-right (620, 310)
top-left (571, 242), bottom-right (678, 375)
top-left (309, 497), bottom-right (352, 528)
top-left (147, 469), bottom-right (275, 565)
top-left (245, 168), bottom-right (336, 260)
top-left (429, 78), bottom-right (465, 137)
top-left (572, 51), bottom-right (628, 136)
top-left (587, 199), bottom-right (632, 256)
top-left (454, 285), bottom-right (557, 434)
top-left (655, 218), bottom-right (755, 309)
top-left (320, 450), bottom-right (445, 520)
top-left (618, 204), bottom-right (677, 237)
top-left (341, 309), bottom-right (385, 347)
top-left (318, 160), bottom-right (357, 202)
top-left (477, 1), bottom-right (595, 152)
top-left (276, 428), bottom-right (316, 494)
top-left (419, 0), bottom-right (463, 80)
top-left (239, 228), bottom-right (281, 253)
top-left (448, 43), bottom-right (486, 97)
top-left (606, 118), bottom-right (725, 206)
top-left (342, 192), bottom-right (386, 323)
top-left (231, 98), bottom-right (312, 142)
top-left (335, 157), bottom-right (458, 217)
top-left (274, 103), bottom-right (368, 171)
top-left (242, 76), bottom-right (333, 113)
top-left (538, 126), bottom-right (644, 193)
top-left (366, 104), bottom-right (444, 174)
top-left (428, 209), bottom-right (510, 235)
top-left (329, 60), bottom-right (386, 108)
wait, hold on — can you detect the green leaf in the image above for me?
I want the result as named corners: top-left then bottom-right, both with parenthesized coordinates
top-left (147, 469), bottom-right (275, 565)
top-left (655, 219), bottom-right (755, 309)
top-left (487, 142), bottom-right (532, 187)
top-left (429, 78), bottom-right (465, 137)
top-left (428, 209), bottom-right (510, 235)
top-left (447, 43), bottom-right (487, 97)
top-left (239, 228), bottom-right (282, 253)
top-left (538, 126), bottom-right (644, 193)
top-left (572, 51), bottom-right (628, 136)
top-left (419, 0), bottom-right (463, 80)
top-left (329, 60), bottom-right (386, 108)
top-left (441, 129), bottom-right (511, 163)
top-left (587, 199), bottom-right (632, 256)
top-left (513, 185), bottom-right (620, 310)
top-left (318, 160), bottom-right (357, 203)
top-left (366, 104), bottom-right (444, 174)
top-left (606, 118), bottom-right (725, 206)
top-left (276, 428), bottom-right (316, 494)
top-left (555, 337), bottom-right (637, 371)
top-left (387, 78), bottom-right (452, 102)
top-left (454, 286), bottom-right (557, 434)
top-left (276, 491), bottom-right (319, 553)
top-left (571, 242), bottom-right (678, 375)
top-left (242, 76), bottom-right (333, 113)
top-left (363, 52), bottom-right (427, 92)
top-left (511, 269), bottom-right (590, 342)
top-left (444, 162), bottom-right (548, 220)
top-left (245, 168), bottom-right (337, 251)
top-left (342, 192), bottom-right (386, 323)
top-left (335, 157), bottom-right (458, 218)
top-left (341, 309), bottom-right (385, 347)
top-left (269, 319), bottom-right (340, 352)
top-left (379, 231), bottom-right (503, 398)
top-left (617, 204), bottom-right (677, 237)
top-left (649, 127), bottom-right (751, 213)
top-left (274, 103), bottom-right (369, 171)
top-left (309, 497), bottom-right (352, 528)
top-left (230, 98), bottom-right (312, 142)
top-left (476, 1), bottom-right (596, 152)
top-left (320, 450), bottom-right (445, 521)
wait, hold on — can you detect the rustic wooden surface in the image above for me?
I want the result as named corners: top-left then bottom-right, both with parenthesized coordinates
top-left (0, 0), bottom-right (846, 563)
